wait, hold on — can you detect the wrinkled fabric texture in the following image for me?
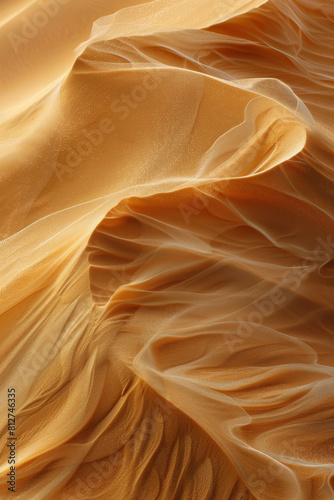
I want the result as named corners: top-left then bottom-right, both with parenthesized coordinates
top-left (0, 0), bottom-right (334, 499)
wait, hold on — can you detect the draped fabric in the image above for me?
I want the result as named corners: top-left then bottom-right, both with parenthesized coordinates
top-left (0, 0), bottom-right (334, 498)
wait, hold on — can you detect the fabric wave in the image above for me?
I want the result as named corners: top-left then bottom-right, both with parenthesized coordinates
top-left (0, 0), bottom-right (333, 499)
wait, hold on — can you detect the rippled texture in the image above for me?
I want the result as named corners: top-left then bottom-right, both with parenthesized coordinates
top-left (0, 0), bottom-right (334, 499)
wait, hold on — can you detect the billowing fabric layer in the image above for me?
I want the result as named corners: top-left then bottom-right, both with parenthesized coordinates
top-left (0, 0), bottom-right (334, 499)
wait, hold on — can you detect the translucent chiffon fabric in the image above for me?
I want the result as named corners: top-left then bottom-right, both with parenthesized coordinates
top-left (0, 0), bottom-right (333, 498)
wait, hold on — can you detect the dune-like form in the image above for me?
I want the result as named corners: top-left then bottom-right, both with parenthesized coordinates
top-left (0, 0), bottom-right (334, 498)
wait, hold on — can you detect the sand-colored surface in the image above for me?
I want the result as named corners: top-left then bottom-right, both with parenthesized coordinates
top-left (0, 0), bottom-right (334, 498)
